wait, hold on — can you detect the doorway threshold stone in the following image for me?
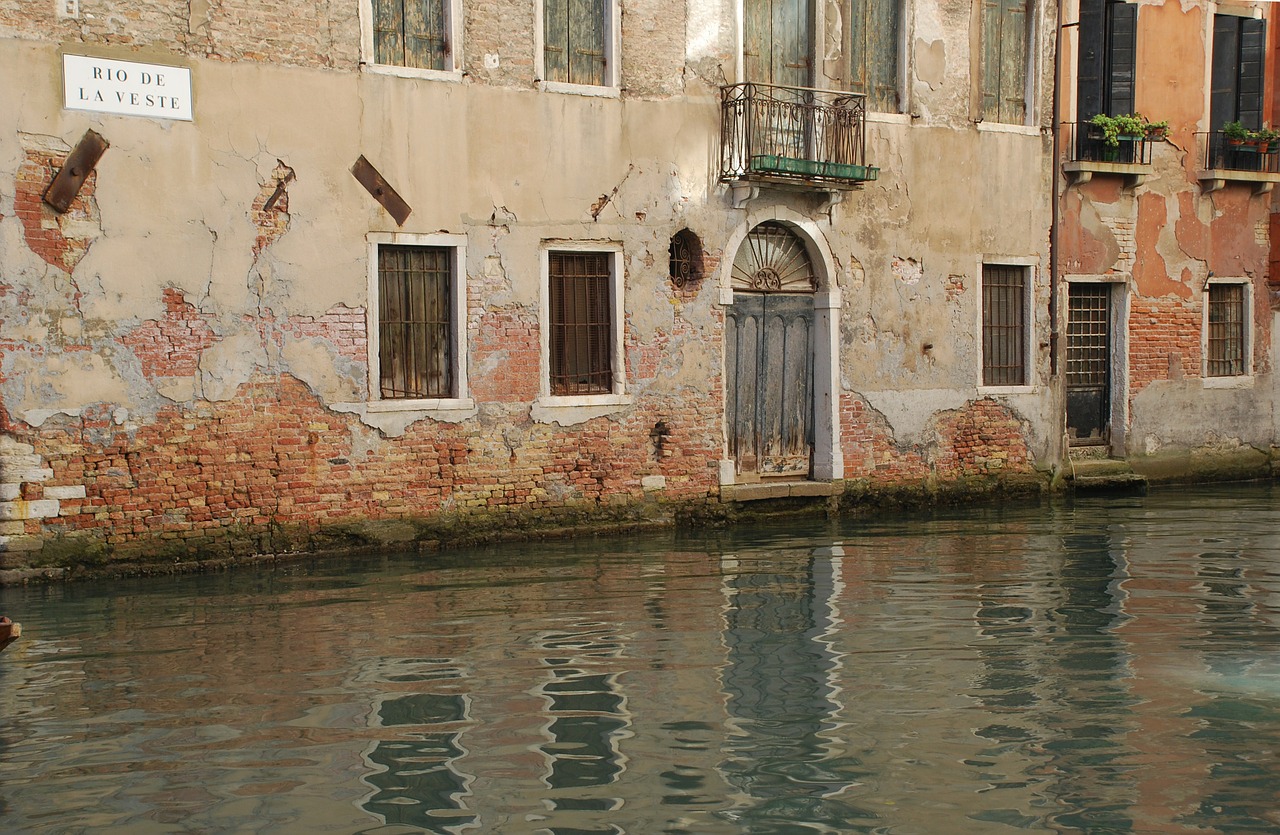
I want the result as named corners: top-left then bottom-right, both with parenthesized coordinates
top-left (721, 481), bottom-right (838, 502)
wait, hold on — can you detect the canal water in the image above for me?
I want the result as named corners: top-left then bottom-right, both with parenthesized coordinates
top-left (2, 484), bottom-right (1280, 834)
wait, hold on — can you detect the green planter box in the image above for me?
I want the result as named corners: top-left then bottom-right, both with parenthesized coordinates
top-left (749, 155), bottom-right (878, 183)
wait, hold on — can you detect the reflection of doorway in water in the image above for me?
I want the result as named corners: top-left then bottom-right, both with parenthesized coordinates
top-left (718, 551), bottom-right (862, 825)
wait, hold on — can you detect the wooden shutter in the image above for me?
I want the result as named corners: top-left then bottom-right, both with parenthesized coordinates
top-left (744, 0), bottom-right (812, 86)
top-left (1238, 18), bottom-right (1266, 130)
top-left (373, 0), bottom-right (405, 66)
top-left (1106, 1), bottom-right (1137, 116)
top-left (544, 0), bottom-right (606, 85)
top-left (849, 0), bottom-right (901, 111)
top-left (1211, 16), bottom-right (1241, 131)
top-left (404, 0), bottom-right (447, 71)
top-left (983, 0), bottom-right (1028, 123)
top-left (1076, 0), bottom-right (1105, 121)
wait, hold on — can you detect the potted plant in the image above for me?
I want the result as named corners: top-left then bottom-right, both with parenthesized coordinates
top-left (1223, 121), bottom-right (1249, 145)
top-left (1088, 113), bottom-right (1147, 148)
top-left (1254, 126), bottom-right (1279, 153)
top-left (1144, 118), bottom-right (1170, 140)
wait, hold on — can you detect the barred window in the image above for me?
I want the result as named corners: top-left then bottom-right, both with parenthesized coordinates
top-left (549, 251), bottom-right (613, 395)
top-left (372, 0), bottom-right (450, 71)
top-left (543, 0), bottom-right (607, 86)
top-left (982, 264), bottom-right (1028, 386)
top-left (1207, 284), bottom-right (1246, 377)
top-left (378, 245), bottom-right (453, 399)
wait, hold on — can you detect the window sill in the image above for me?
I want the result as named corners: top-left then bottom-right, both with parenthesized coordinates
top-left (1202, 374), bottom-right (1254, 390)
top-left (331, 399), bottom-right (477, 436)
top-left (532, 393), bottom-right (632, 426)
top-left (537, 80), bottom-right (620, 98)
top-left (364, 397), bottom-right (475, 413)
top-left (978, 385), bottom-right (1039, 396)
top-left (361, 63), bottom-right (463, 83)
top-left (977, 121), bottom-right (1042, 137)
top-left (866, 112), bottom-right (910, 126)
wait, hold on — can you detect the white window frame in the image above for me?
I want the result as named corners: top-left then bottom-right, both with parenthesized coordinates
top-left (534, 0), bottom-right (621, 96)
top-left (358, 0), bottom-right (464, 82)
top-left (365, 231), bottom-right (473, 412)
top-left (1202, 276), bottom-right (1254, 387)
top-left (977, 256), bottom-right (1038, 393)
top-left (534, 242), bottom-right (630, 423)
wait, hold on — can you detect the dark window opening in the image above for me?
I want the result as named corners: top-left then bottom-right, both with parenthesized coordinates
top-left (1077, 0), bottom-right (1136, 123)
top-left (669, 230), bottom-right (703, 289)
top-left (549, 251), bottom-right (613, 395)
top-left (378, 245), bottom-right (453, 399)
top-left (1211, 14), bottom-right (1266, 133)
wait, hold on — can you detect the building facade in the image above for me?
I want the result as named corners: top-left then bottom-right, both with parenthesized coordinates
top-left (0, 0), bottom-right (1268, 575)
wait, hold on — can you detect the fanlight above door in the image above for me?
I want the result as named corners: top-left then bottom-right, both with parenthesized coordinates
top-left (731, 222), bottom-right (817, 293)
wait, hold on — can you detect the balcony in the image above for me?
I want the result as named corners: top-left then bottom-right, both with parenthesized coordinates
top-left (720, 83), bottom-right (875, 207)
top-left (1061, 121), bottom-right (1153, 189)
top-left (1198, 131), bottom-right (1280, 194)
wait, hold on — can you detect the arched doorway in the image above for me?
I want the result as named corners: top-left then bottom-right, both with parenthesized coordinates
top-left (725, 222), bottom-right (817, 481)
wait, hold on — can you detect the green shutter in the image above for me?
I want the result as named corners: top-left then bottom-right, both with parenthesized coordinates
top-left (849, 0), bottom-right (901, 112)
top-left (373, 0), bottom-right (404, 66)
top-left (1106, 1), bottom-right (1137, 117)
top-left (983, 0), bottom-right (1027, 123)
top-left (545, 0), bottom-right (605, 85)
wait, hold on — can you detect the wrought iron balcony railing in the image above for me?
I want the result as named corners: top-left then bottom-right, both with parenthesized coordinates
top-left (1065, 121), bottom-right (1152, 166)
top-left (1202, 131), bottom-right (1280, 174)
top-left (720, 83), bottom-right (875, 188)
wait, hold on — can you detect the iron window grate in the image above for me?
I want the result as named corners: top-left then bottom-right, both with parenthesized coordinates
top-left (982, 265), bottom-right (1027, 386)
top-left (378, 244), bottom-right (452, 399)
top-left (549, 251), bottom-right (612, 395)
top-left (1067, 284), bottom-right (1110, 389)
top-left (1208, 284), bottom-right (1245, 377)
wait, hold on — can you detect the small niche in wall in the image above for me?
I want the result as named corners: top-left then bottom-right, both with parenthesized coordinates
top-left (668, 229), bottom-right (703, 289)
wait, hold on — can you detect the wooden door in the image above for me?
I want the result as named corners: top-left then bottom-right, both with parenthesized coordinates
top-left (727, 294), bottom-right (815, 479)
top-left (744, 0), bottom-right (813, 87)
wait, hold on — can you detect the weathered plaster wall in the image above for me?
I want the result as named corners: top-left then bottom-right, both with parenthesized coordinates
top-left (0, 0), bottom-right (1058, 572)
top-left (1058, 0), bottom-right (1280, 471)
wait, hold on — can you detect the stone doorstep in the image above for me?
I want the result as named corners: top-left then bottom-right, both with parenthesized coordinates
top-left (722, 481), bottom-right (839, 502)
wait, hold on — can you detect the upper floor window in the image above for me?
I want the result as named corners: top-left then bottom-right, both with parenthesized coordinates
top-left (1077, 0), bottom-right (1136, 122)
top-left (1211, 14), bottom-right (1266, 134)
top-left (848, 0), bottom-right (901, 112)
top-left (540, 0), bottom-right (616, 89)
top-left (363, 0), bottom-right (461, 77)
top-left (981, 0), bottom-right (1031, 124)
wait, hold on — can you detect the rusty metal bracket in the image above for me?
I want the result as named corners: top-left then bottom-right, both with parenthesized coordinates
top-left (42, 129), bottom-right (109, 214)
top-left (350, 155), bottom-right (411, 226)
top-left (262, 168), bottom-right (296, 213)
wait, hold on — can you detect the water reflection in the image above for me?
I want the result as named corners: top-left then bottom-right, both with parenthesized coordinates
top-left (2, 485), bottom-right (1280, 832)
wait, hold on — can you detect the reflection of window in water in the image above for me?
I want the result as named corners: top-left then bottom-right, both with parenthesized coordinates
top-left (361, 692), bottom-right (476, 833)
top-left (535, 625), bottom-right (629, 818)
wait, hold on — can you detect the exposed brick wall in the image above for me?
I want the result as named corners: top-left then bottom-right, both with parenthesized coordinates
top-left (120, 289), bottom-right (220, 380)
top-left (251, 161), bottom-right (294, 256)
top-left (285, 306), bottom-right (367, 363)
top-left (841, 395), bottom-right (1033, 483)
top-left (14, 137), bottom-right (100, 274)
top-left (1129, 296), bottom-right (1201, 397)
top-left (8, 371), bottom-right (719, 562)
